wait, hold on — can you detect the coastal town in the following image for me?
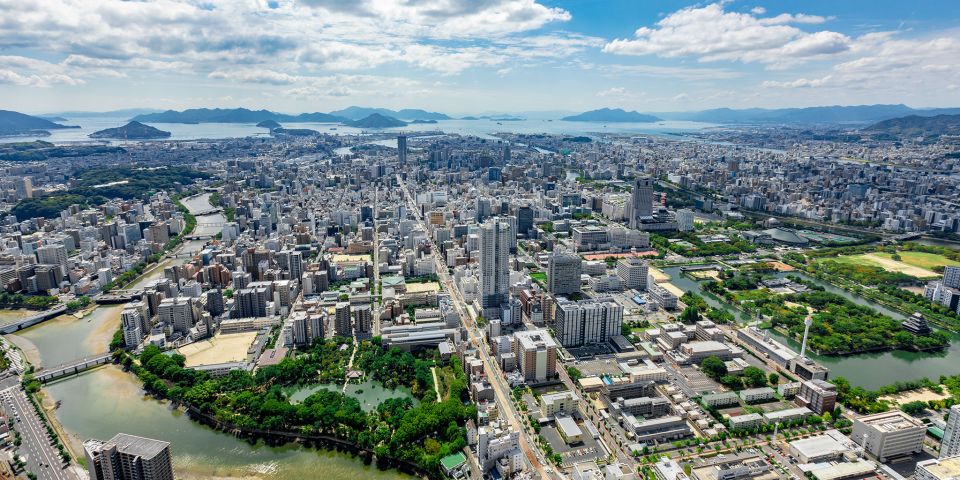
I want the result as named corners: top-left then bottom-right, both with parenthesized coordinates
top-left (0, 111), bottom-right (956, 480)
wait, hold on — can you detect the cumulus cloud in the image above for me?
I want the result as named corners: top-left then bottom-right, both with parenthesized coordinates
top-left (596, 87), bottom-right (633, 98)
top-left (603, 3), bottom-right (848, 66)
top-left (0, 0), bottom-right (580, 87)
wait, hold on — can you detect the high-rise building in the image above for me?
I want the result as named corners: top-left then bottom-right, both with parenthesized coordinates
top-left (354, 304), bottom-right (373, 339)
top-left (513, 329), bottom-right (557, 382)
top-left (944, 266), bottom-right (960, 289)
top-left (516, 206), bottom-right (534, 237)
top-left (235, 286), bottom-right (269, 318)
top-left (676, 209), bottom-right (695, 232)
top-left (941, 404), bottom-right (960, 458)
top-left (36, 243), bottom-right (68, 278)
top-left (616, 257), bottom-right (649, 291)
top-left (628, 176), bottom-right (654, 229)
top-left (397, 135), bottom-right (407, 164)
top-left (479, 218), bottom-right (511, 318)
top-left (84, 433), bottom-right (174, 480)
top-left (552, 297), bottom-right (623, 348)
top-left (547, 251), bottom-right (581, 296)
top-left (476, 198), bottom-right (492, 223)
top-left (158, 297), bottom-right (194, 334)
top-left (121, 307), bottom-right (146, 349)
top-left (334, 301), bottom-right (352, 337)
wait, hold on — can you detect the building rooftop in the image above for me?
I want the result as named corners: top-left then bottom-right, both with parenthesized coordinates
top-left (917, 456), bottom-right (960, 478)
top-left (108, 433), bottom-right (169, 459)
top-left (858, 410), bottom-right (925, 432)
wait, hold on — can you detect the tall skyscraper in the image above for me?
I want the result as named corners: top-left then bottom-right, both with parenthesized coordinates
top-left (516, 205), bottom-right (534, 237)
top-left (335, 301), bottom-right (352, 337)
top-left (547, 251), bottom-right (581, 296)
top-left (941, 404), bottom-right (960, 458)
top-left (397, 135), bottom-right (407, 164)
top-left (84, 433), bottom-right (174, 480)
top-left (480, 218), bottom-right (511, 318)
top-left (628, 175), bottom-right (654, 229)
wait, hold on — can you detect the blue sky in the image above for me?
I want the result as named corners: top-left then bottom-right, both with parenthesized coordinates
top-left (1, 0), bottom-right (958, 114)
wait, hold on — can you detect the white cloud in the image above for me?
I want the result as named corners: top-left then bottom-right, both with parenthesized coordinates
top-left (762, 75), bottom-right (832, 88)
top-left (0, 69), bottom-right (84, 87)
top-left (603, 3), bottom-right (849, 66)
top-left (596, 87), bottom-right (632, 98)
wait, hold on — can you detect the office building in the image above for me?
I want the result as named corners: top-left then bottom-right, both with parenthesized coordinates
top-left (539, 391), bottom-right (578, 418)
top-left (628, 176), bottom-right (654, 229)
top-left (84, 433), bottom-right (174, 480)
top-left (397, 135), bottom-right (407, 164)
top-left (852, 410), bottom-right (926, 462)
top-left (547, 251), bottom-right (581, 295)
top-left (552, 296), bottom-right (623, 348)
top-left (479, 219), bottom-right (511, 318)
top-left (941, 404), bottom-right (960, 458)
top-left (616, 258), bottom-right (649, 290)
top-left (795, 379), bottom-right (837, 415)
top-left (676, 209), bottom-right (695, 231)
top-left (513, 329), bottom-right (557, 383)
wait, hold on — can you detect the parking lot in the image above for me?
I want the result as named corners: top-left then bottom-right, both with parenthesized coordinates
top-left (540, 421), bottom-right (606, 467)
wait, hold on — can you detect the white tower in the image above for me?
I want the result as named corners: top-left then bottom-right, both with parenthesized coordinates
top-left (800, 314), bottom-right (813, 358)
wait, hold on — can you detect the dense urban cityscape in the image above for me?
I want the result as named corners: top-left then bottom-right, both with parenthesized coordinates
top-left (1, 1), bottom-right (960, 480)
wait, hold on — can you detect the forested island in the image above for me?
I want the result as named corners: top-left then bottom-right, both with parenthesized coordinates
top-left (88, 121), bottom-right (171, 139)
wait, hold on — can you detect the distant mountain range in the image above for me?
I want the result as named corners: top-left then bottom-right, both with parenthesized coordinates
top-left (45, 108), bottom-right (165, 119)
top-left (865, 114), bottom-right (960, 137)
top-left (655, 104), bottom-right (960, 124)
top-left (330, 106), bottom-right (449, 121)
top-left (89, 121), bottom-right (171, 139)
top-left (0, 110), bottom-right (78, 136)
top-left (346, 113), bottom-right (407, 128)
top-left (131, 108), bottom-right (348, 124)
top-left (562, 108), bottom-right (660, 123)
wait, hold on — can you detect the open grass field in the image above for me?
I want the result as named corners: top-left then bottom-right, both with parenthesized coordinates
top-left (178, 331), bottom-right (257, 367)
top-left (829, 253), bottom-right (941, 278)
top-left (875, 251), bottom-right (960, 270)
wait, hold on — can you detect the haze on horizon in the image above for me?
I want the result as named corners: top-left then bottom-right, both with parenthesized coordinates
top-left (1, 0), bottom-right (958, 115)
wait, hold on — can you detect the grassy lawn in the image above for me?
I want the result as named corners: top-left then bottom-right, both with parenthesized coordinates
top-left (530, 272), bottom-right (547, 282)
top-left (826, 254), bottom-right (884, 269)
top-left (435, 365), bottom-right (458, 401)
top-left (826, 252), bottom-right (940, 278)
top-left (875, 251), bottom-right (960, 270)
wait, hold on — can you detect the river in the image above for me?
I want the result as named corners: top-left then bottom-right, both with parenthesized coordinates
top-left (660, 266), bottom-right (960, 390)
top-left (2, 193), bottom-right (410, 479)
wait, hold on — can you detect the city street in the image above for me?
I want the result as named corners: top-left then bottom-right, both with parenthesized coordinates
top-left (397, 174), bottom-right (558, 479)
top-left (1, 387), bottom-right (75, 480)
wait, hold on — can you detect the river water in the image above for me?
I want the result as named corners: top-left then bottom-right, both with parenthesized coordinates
top-left (2, 193), bottom-right (410, 479)
top-left (660, 266), bottom-right (960, 390)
